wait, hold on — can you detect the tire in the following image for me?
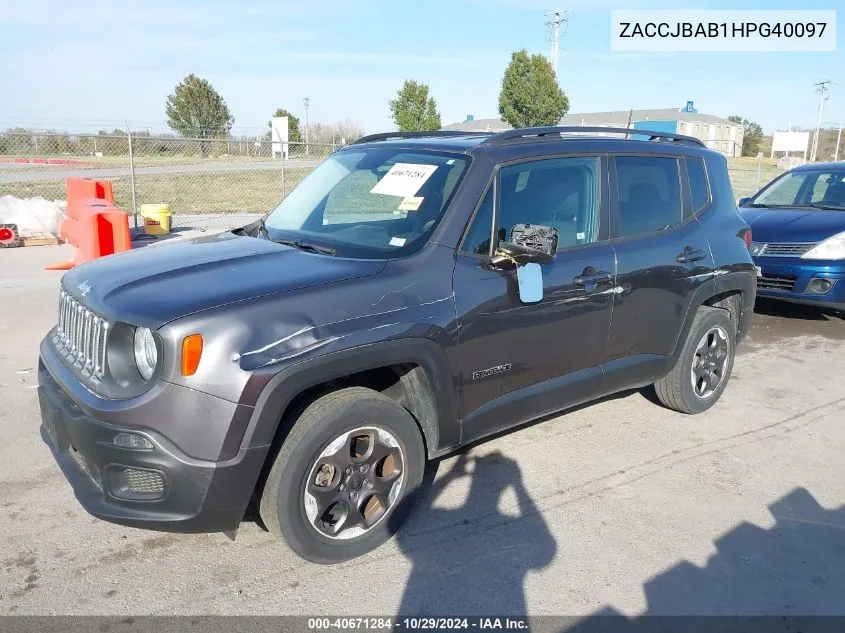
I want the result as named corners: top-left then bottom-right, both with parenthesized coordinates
top-left (654, 306), bottom-right (736, 414)
top-left (259, 387), bottom-right (425, 564)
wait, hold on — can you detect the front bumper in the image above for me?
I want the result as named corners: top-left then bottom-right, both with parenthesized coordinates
top-left (38, 355), bottom-right (269, 533)
top-left (754, 258), bottom-right (845, 311)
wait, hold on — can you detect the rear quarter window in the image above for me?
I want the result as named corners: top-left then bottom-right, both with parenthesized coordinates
top-left (686, 157), bottom-right (711, 213)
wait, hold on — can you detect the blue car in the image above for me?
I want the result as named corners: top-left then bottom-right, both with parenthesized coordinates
top-left (739, 162), bottom-right (845, 311)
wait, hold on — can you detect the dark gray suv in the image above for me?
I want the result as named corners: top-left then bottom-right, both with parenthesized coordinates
top-left (38, 127), bottom-right (756, 563)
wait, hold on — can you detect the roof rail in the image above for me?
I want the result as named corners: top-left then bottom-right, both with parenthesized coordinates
top-left (482, 126), bottom-right (706, 148)
top-left (352, 130), bottom-right (489, 145)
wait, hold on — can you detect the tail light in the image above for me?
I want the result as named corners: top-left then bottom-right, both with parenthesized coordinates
top-left (742, 228), bottom-right (752, 250)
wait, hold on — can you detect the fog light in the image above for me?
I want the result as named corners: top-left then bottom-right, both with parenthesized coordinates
top-left (808, 278), bottom-right (834, 294)
top-left (113, 432), bottom-right (153, 450)
top-left (105, 466), bottom-right (165, 500)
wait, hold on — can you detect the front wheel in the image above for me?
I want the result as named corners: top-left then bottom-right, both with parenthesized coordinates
top-left (654, 306), bottom-right (736, 414)
top-left (259, 387), bottom-right (425, 564)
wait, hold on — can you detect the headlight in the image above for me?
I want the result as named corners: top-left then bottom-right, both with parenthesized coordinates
top-left (133, 327), bottom-right (158, 380)
top-left (801, 231), bottom-right (845, 260)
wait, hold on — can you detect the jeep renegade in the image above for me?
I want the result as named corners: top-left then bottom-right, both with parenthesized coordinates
top-left (38, 127), bottom-right (756, 563)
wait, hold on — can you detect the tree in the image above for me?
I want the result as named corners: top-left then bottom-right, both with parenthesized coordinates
top-left (389, 80), bottom-right (441, 131)
top-left (728, 115), bottom-right (764, 157)
top-left (166, 74), bottom-right (234, 139)
top-left (267, 108), bottom-right (302, 143)
top-left (499, 49), bottom-right (569, 128)
top-left (335, 118), bottom-right (364, 144)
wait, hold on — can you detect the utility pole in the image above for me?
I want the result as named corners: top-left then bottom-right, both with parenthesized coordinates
top-left (544, 9), bottom-right (569, 76)
top-left (811, 80), bottom-right (831, 162)
top-left (303, 96), bottom-right (310, 157)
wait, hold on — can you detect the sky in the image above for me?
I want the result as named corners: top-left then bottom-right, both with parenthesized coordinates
top-left (0, 0), bottom-right (842, 135)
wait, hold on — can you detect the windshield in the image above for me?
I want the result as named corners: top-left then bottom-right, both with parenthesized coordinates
top-left (749, 169), bottom-right (845, 209)
top-left (263, 147), bottom-right (470, 258)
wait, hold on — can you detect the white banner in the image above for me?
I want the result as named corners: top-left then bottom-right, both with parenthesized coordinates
top-left (611, 10), bottom-right (836, 52)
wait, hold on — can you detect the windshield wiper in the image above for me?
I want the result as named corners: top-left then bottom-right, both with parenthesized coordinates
top-left (744, 203), bottom-right (774, 208)
top-left (274, 238), bottom-right (337, 256)
top-left (806, 203), bottom-right (845, 211)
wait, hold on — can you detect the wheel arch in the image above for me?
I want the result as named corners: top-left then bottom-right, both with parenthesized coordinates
top-left (240, 338), bottom-right (459, 461)
top-left (671, 271), bottom-right (755, 361)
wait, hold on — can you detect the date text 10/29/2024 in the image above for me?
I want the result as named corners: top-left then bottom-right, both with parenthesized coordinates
top-left (307, 618), bottom-right (530, 630)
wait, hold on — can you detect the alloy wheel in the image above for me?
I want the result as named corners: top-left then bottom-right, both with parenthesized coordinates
top-left (303, 427), bottom-right (405, 540)
top-left (690, 325), bottom-right (731, 399)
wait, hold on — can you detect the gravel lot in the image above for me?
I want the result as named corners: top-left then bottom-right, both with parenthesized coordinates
top-left (1, 244), bottom-right (844, 617)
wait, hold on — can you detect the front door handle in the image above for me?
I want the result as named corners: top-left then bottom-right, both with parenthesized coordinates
top-left (574, 270), bottom-right (613, 286)
top-left (676, 248), bottom-right (707, 264)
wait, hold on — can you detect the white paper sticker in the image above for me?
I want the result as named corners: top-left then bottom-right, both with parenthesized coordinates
top-left (389, 236), bottom-right (407, 247)
top-left (370, 163), bottom-right (438, 198)
top-left (576, 232), bottom-right (586, 240)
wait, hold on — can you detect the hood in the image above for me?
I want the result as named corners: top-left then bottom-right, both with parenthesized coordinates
top-left (740, 207), bottom-right (845, 243)
top-left (62, 232), bottom-right (387, 327)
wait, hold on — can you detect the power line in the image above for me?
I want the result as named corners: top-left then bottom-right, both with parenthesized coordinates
top-left (544, 9), bottom-right (569, 76)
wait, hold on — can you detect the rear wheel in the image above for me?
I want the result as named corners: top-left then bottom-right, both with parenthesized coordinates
top-left (259, 387), bottom-right (425, 564)
top-left (654, 306), bottom-right (736, 414)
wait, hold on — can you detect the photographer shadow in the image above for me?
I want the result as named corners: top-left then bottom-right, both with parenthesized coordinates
top-left (563, 487), bottom-right (845, 632)
top-left (392, 450), bottom-right (556, 616)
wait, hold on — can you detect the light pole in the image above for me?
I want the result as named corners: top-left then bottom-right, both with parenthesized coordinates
top-left (811, 81), bottom-right (831, 162)
top-left (303, 96), bottom-right (310, 157)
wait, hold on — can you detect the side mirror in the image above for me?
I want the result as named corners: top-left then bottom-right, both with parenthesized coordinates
top-left (490, 223), bottom-right (558, 267)
top-left (516, 262), bottom-right (543, 303)
top-left (737, 197), bottom-right (751, 207)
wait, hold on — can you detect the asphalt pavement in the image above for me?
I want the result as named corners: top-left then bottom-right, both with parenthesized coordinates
top-left (1, 244), bottom-right (844, 616)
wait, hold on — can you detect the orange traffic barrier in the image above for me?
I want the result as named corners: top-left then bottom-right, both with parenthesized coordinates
top-left (46, 178), bottom-right (131, 271)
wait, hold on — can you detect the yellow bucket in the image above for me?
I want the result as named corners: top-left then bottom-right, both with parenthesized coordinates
top-left (140, 203), bottom-right (171, 236)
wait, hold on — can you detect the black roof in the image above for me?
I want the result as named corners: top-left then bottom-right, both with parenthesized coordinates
top-left (349, 126), bottom-right (709, 156)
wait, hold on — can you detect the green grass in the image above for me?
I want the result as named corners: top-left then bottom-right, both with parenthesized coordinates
top-left (727, 157), bottom-right (784, 199)
top-left (0, 168), bottom-right (313, 214)
top-left (1, 158), bottom-right (786, 216)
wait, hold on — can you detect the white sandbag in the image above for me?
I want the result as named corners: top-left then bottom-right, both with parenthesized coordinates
top-left (0, 196), bottom-right (66, 236)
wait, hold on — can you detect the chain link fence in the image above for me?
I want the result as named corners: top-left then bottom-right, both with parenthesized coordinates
top-left (1, 131), bottom-right (787, 235)
top-left (0, 132), bottom-right (337, 233)
top-left (727, 156), bottom-right (786, 199)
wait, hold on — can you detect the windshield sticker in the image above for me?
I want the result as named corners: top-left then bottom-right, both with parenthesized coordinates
top-left (370, 163), bottom-right (438, 198)
top-left (516, 171), bottom-right (530, 192)
top-left (389, 236), bottom-right (407, 247)
top-left (398, 196), bottom-right (424, 212)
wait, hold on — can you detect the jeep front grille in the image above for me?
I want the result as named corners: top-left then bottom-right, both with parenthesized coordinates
top-left (56, 290), bottom-right (109, 380)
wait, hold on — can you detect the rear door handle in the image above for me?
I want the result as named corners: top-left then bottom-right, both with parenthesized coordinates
top-left (574, 271), bottom-right (613, 286)
top-left (676, 249), bottom-right (707, 264)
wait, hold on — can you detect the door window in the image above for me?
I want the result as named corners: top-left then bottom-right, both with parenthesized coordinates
top-left (461, 189), bottom-right (495, 255)
top-left (497, 157), bottom-right (600, 251)
top-left (615, 156), bottom-right (682, 237)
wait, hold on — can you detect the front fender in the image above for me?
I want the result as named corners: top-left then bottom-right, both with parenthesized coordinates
top-left (228, 338), bottom-right (460, 460)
